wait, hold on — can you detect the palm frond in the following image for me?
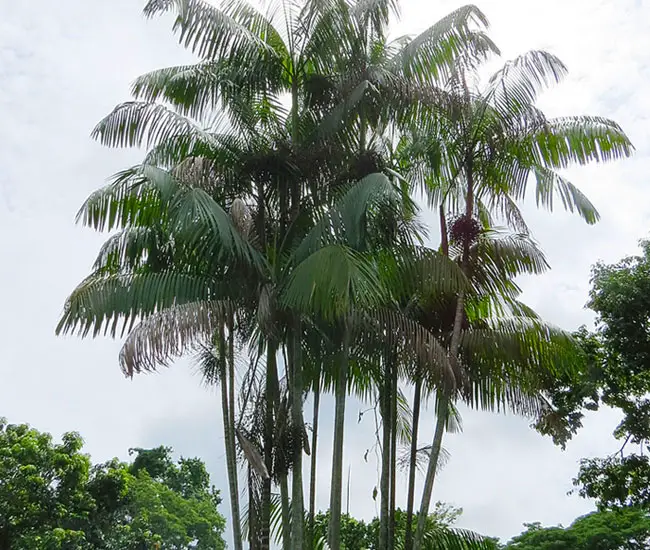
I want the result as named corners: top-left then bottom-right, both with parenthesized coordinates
top-left (131, 61), bottom-right (287, 120)
top-left (168, 186), bottom-right (265, 269)
top-left (56, 271), bottom-right (223, 339)
top-left (77, 165), bottom-right (179, 232)
top-left (532, 166), bottom-right (600, 224)
top-left (144, 0), bottom-right (280, 63)
top-left (119, 300), bottom-right (233, 376)
top-left (92, 101), bottom-right (217, 150)
top-left (525, 115), bottom-right (634, 169)
top-left (294, 172), bottom-right (398, 261)
top-left (394, 5), bottom-right (497, 85)
top-left (420, 527), bottom-right (498, 550)
top-left (379, 246), bottom-right (469, 302)
top-left (364, 309), bottom-right (454, 384)
top-left (485, 50), bottom-right (568, 119)
top-left (282, 245), bottom-right (383, 319)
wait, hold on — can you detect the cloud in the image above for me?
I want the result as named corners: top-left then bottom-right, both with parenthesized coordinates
top-left (1, 0), bottom-right (648, 547)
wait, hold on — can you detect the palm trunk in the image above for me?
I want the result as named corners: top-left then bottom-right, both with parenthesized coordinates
top-left (280, 473), bottom-right (291, 550)
top-left (261, 342), bottom-right (277, 550)
top-left (404, 374), bottom-right (422, 550)
top-left (289, 319), bottom-right (306, 549)
top-left (220, 325), bottom-right (243, 550)
top-left (309, 379), bottom-right (321, 546)
top-left (270, 347), bottom-right (291, 550)
top-left (414, 159), bottom-right (475, 550)
top-left (328, 326), bottom-right (350, 550)
top-left (379, 357), bottom-right (392, 550)
top-left (388, 371), bottom-right (398, 550)
top-left (439, 204), bottom-right (449, 256)
top-left (413, 391), bottom-right (449, 550)
top-left (249, 466), bottom-right (260, 550)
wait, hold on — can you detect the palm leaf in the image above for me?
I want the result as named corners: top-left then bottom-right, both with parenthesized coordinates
top-left (56, 272), bottom-right (224, 339)
top-left (144, 0), bottom-right (279, 63)
top-left (294, 172), bottom-right (398, 261)
top-left (394, 5), bottom-right (497, 85)
top-left (119, 300), bottom-right (233, 376)
top-left (282, 245), bottom-right (383, 319)
top-left (419, 527), bottom-right (498, 550)
top-left (77, 164), bottom-right (179, 232)
top-left (91, 101), bottom-right (218, 150)
top-left (524, 115), bottom-right (634, 168)
top-left (485, 50), bottom-right (568, 119)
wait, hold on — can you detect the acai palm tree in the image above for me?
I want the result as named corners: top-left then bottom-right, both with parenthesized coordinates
top-left (55, 1), bottom-right (633, 549)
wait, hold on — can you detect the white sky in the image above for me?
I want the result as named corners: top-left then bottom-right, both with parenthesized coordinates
top-left (1, 0), bottom-right (649, 546)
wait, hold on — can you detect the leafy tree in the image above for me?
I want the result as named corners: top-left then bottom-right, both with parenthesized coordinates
top-left (0, 419), bottom-right (226, 549)
top-left (537, 240), bottom-right (650, 510)
top-left (504, 508), bottom-right (650, 550)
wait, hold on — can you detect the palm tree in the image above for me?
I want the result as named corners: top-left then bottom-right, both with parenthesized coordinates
top-left (56, 2), bottom-right (635, 549)
top-left (122, 5), bottom-right (494, 545)
top-left (400, 53), bottom-right (633, 550)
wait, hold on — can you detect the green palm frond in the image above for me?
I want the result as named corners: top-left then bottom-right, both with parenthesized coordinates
top-left (79, 162), bottom-right (265, 270)
top-left (395, 5), bottom-right (497, 85)
top-left (294, 172), bottom-right (398, 260)
top-left (395, 388), bottom-right (413, 445)
top-left (418, 527), bottom-right (498, 550)
top-left (379, 246), bottom-right (469, 302)
top-left (459, 374), bottom-right (546, 418)
top-left (300, 0), bottom-right (354, 69)
top-left (92, 226), bottom-right (167, 274)
top-left (472, 230), bottom-right (549, 277)
top-left (461, 316), bottom-right (579, 378)
top-left (143, 0), bottom-right (280, 63)
top-left (313, 79), bottom-right (372, 142)
top-left (169, 186), bottom-right (265, 269)
top-left (282, 245), bottom-right (383, 319)
top-left (485, 50), bottom-right (567, 119)
top-left (524, 115), bottom-right (634, 168)
top-left (77, 165), bottom-right (178, 232)
top-left (364, 308), bottom-right (453, 384)
top-left (119, 300), bottom-right (233, 376)
top-left (130, 61), bottom-right (288, 121)
top-left (353, 0), bottom-right (399, 36)
top-left (532, 165), bottom-right (600, 223)
top-left (92, 101), bottom-right (218, 150)
top-left (56, 271), bottom-right (224, 339)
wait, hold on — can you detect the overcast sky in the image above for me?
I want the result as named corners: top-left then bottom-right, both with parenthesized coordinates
top-left (1, 0), bottom-right (649, 546)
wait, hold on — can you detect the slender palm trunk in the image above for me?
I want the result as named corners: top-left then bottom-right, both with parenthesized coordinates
top-left (414, 160), bottom-right (475, 550)
top-left (413, 391), bottom-right (449, 550)
top-left (309, 379), bottom-right (321, 546)
top-left (289, 319), bottom-right (306, 549)
top-left (379, 357), bottom-right (392, 550)
top-left (439, 204), bottom-right (449, 257)
top-left (270, 348), bottom-right (292, 550)
top-left (249, 466), bottom-right (260, 550)
top-left (280, 473), bottom-right (291, 550)
top-left (404, 374), bottom-right (422, 550)
top-left (388, 367), bottom-right (398, 549)
top-left (261, 342), bottom-right (277, 550)
top-left (328, 327), bottom-right (350, 550)
top-left (220, 325), bottom-right (243, 550)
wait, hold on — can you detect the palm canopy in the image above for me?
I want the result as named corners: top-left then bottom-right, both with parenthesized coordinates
top-left (99, 0), bottom-right (498, 160)
top-left (401, 50), bottom-right (633, 232)
top-left (55, 2), bottom-right (635, 549)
